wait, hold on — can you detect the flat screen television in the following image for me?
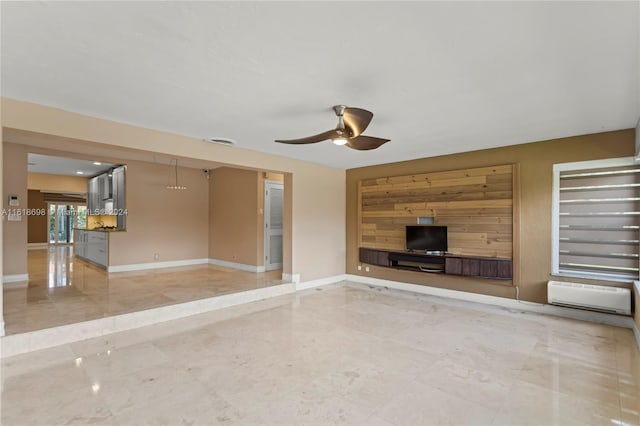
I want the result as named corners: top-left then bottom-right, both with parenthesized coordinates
top-left (406, 225), bottom-right (448, 252)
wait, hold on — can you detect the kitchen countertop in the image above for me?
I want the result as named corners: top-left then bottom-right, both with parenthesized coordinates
top-left (74, 228), bottom-right (126, 233)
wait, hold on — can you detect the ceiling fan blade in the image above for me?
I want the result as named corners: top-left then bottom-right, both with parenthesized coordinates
top-left (275, 129), bottom-right (341, 145)
top-left (346, 135), bottom-right (390, 151)
top-left (343, 107), bottom-right (374, 137)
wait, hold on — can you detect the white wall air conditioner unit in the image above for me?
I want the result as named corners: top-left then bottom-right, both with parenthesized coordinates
top-left (547, 281), bottom-right (631, 315)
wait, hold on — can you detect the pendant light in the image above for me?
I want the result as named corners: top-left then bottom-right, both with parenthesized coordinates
top-left (167, 158), bottom-right (187, 190)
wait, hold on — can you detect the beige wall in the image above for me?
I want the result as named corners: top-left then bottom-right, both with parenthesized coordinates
top-left (28, 173), bottom-right (87, 193)
top-left (208, 167), bottom-right (260, 266)
top-left (2, 143), bottom-right (28, 276)
top-left (346, 129), bottom-right (635, 303)
top-left (1, 98), bottom-right (346, 282)
top-left (27, 190), bottom-right (47, 244)
top-left (294, 165), bottom-right (346, 279)
top-left (1, 123), bottom-right (4, 333)
top-left (108, 160), bottom-right (209, 266)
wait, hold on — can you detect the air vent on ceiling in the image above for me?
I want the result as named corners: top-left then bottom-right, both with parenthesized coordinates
top-left (204, 138), bottom-right (236, 146)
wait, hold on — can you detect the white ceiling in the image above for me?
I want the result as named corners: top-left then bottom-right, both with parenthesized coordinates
top-left (28, 154), bottom-right (116, 177)
top-left (2, 2), bottom-right (639, 170)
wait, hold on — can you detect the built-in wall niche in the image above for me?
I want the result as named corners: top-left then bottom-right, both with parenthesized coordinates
top-left (358, 164), bottom-right (518, 259)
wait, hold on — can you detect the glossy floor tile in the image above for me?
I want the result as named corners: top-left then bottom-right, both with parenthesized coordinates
top-left (3, 246), bottom-right (283, 334)
top-left (2, 282), bottom-right (638, 425)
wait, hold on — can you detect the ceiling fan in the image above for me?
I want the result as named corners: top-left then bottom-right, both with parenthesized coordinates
top-left (275, 105), bottom-right (390, 150)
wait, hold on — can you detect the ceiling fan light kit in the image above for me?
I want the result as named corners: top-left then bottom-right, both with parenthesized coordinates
top-left (275, 105), bottom-right (390, 151)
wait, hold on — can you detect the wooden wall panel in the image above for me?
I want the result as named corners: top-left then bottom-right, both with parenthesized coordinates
top-left (358, 164), bottom-right (515, 258)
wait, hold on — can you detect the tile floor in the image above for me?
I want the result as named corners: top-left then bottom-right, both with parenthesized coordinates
top-left (3, 246), bottom-right (283, 334)
top-left (1, 282), bottom-right (638, 425)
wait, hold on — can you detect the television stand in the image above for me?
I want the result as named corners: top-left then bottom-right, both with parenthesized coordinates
top-left (359, 248), bottom-right (513, 280)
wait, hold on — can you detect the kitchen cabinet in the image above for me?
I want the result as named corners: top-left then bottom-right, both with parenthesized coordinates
top-left (75, 230), bottom-right (108, 268)
top-left (99, 173), bottom-right (112, 200)
top-left (85, 231), bottom-right (108, 268)
top-left (112, 166), bottom-right (126, 229)
top-left (74, 229), bottom-right (87, 258)
top-left (87, 166), bottom-right (126, 224)
top-left (88, 177), bottom-right (100, 214)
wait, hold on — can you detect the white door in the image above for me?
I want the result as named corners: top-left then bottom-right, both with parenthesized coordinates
top-left (264, 181), bottom-right (284, 271)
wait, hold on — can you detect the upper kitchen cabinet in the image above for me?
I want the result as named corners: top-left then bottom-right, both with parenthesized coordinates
top-left (87, 165), bottom-right (127, 229)
top-left (112, 166), bottom-right (126, 229)
top-left (99, 173), bottom-right (112, 201)
top-left (88, 176), bottom-right (100, 213)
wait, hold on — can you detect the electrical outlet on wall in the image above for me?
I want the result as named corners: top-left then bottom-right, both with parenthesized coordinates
top-left (357, 265), bottom-right (362, 271)
top-left (365, 266), bottom-right (370, 272)
top-left (153, 253), bottom-right (160, 261)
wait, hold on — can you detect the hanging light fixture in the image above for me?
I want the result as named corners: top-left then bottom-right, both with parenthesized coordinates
top-left (167, 158), bottom-right (187, 190)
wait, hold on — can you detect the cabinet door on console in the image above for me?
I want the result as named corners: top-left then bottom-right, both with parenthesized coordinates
top-left (376, 250), bottom-right (390, 267)
top-left (445, 257), bottom-right (462, 275)
top-left (359, 248), bottom-right (375, 265)
top-left (359, 248), bottom-right (375, 266)
top-left (495, 260), bottom-right (512, 279)
top-left (479, 260), bottom-right (498, 278)
top-left (461, 258), bottom-right (480, 276)
top-left (359, 248), bottom-right (390, 267)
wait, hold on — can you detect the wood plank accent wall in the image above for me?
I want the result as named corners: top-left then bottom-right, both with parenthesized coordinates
top-left (359, 164), bottom-right (516, 258)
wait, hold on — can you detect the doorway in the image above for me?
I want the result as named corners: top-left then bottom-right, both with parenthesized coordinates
top-left (48, 203), bottom-right (87, 244)
top-left (264, 180), bottom-right (284, 271)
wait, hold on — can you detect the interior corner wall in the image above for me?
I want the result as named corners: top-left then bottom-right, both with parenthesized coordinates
top-left (2, 142), bottom-right (28, 276)
top-left (1, 127), bottom-right (5, 335)
top-left (346, 129), bottom-right (635, 303)
top-left (27, 190), bottom-right (47, 244)
top-left (208, 167), bottom-right (260, 266)
top-left (108, 160), bottom-right (209, 266)
top-left (292, 165), bottom-right (346, 281)
top-left (283, 173), bottom-right (293, 276)
top-left (635, 117), bottom-right (639, 157)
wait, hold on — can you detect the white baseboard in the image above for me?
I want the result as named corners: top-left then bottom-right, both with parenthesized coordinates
top-left (27, 243), bottom-right (48, 250)
top-left (282, 273), bottom-right (300, 284)
top-left (208, 258), bottom-right (265, 273)
top-left (297, 274), bottom-right (346, 291)
top-left (108, 258), bottom-right (209, 273)
top-left (345, 274), bottom-right (634, 330)
top-left (3, 274), bottom-right (29, 288)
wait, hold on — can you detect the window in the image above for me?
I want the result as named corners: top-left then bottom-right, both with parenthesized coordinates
top-left (552, 157), bottom-right (639, 282)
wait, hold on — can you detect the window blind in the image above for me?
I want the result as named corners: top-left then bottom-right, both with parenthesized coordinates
top-left (558, 164), bottom-right (640, 280)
